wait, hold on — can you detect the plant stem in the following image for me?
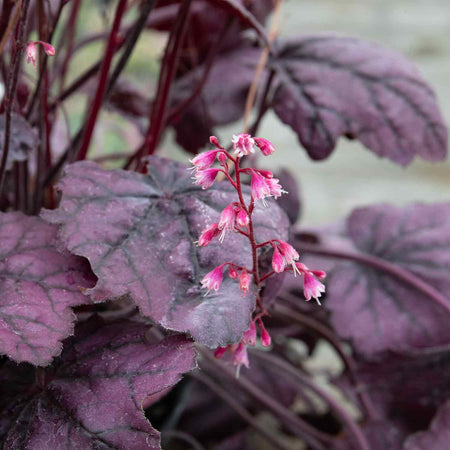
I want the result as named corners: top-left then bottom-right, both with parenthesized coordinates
top-left (0, 0), bottom-right (31, 199)
top-left (273, 302), bottom-right (378, 421)
top-left (252, 350), bottom-right (371, 450)
top-left (165, 16), bottom-right (233, 125)
top-left (136, 0), bottom-right (192, 170)
top-left (198, 347), bottom-right (330, 449)
top-left (191, 371), bottom-right (292, 450)
top-left (75, 0), bottom-right (127, 162)
top-left (300, 242), bottom-right (450, 314)
top-left (104, 0), bottom-right (156, 100)
top-left (25, 0), bottom-right (64, 120)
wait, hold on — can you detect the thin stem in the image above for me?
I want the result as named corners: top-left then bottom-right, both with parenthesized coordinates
top-left (165, 16), bottom-right (232, 125)
top-left (161, 430), bottom-right (205, 450)
top-left (57, 0), bottom-right (81, 93)
top-left (300, 242), bottom-right (450, 314)
top-left (198, 347), bottom-right (330, 449)
top-left (75, 0), bottom-right (127, 162)
top-left (273, 302), bottom-right (378, 420)
top-left (104, 0), bottom-right (156, 100)
top-left (137, 0), bottom-right (192, 169)
top-left (191, 372), bottom-right (291, 450)
top-left (252, 350), bottom-right (370, 450)
top-left (25, 0), bottom-right (64, 120)
top-left (0, 0), bottom-right (31, 198)
top-left (0, 1), bottom-right (21, 54)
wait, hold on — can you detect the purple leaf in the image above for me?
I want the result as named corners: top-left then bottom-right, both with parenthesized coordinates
top-left (313, 203), bottom-right (450, 355)
top-left (171, 47), bottom-right (264, 153)
top-left (0, 212), bottom-right (95, 366)
top-left (274, 168), bottom-right (301, 225)
top-left (0, 113), bottom-right (37, 170)
top-left (405, 400), bottom-right (450, 450)
top-left (338, 347), bottom-right (450, 433)
top-left (43, 157), bottom-right (289, 348)
top-left (271, 35), bottom-right (448, 165)
top-left (0, 317), bottom-right (196, 449)
top-left (334, 421), bottom-right (403, 450)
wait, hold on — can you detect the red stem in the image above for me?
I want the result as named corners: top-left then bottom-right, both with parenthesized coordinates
top-left (75, 0), bottom-right (127, 161)
top-left (301, 242), bottom-right (450, 314)
top-left (136, 0), bottom-right (192, 170)
top-left (0, 0), bottom-right (31, 198)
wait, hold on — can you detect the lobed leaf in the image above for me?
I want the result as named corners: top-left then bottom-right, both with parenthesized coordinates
top-left (0, 212), bottom-right (95, 366)
top-left (0, 317), bottom-right (196, 449)
top-left (304, 203), bottom-right (450, 356)
top-left (270, 35), bottom-right (448, 165)
top-left (43, 157), bottom-right (289, 348)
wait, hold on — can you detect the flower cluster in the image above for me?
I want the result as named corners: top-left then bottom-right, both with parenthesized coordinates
top-left (191, 134), bottom-right (326, 372)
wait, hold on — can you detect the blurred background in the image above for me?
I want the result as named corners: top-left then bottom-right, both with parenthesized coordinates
top-left (19, 0), bottom-right (450, 227)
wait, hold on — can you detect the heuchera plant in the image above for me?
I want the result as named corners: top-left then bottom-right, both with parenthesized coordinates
top-left (0, 1), bottom-right (449, 449)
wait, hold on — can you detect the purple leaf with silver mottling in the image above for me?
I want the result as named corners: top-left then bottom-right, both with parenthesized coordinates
top-left (0, 317), bottom-right (196, 449)
top-left (43, 157), bottom-right (289, 348)
top-left (314, 203), bottom-right (450, 355)
top-left (0, 212), bottom-right (95, 366)
top-left (405, 400), bottom-right (450, 450)
top-left (271, 35), bottom-right (448, 165)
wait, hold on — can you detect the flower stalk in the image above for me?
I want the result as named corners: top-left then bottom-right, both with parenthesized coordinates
top-left (191, 134), bottom-right (326, 371)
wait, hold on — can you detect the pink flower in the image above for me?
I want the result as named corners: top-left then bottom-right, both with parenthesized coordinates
top-left (271, 246), bottom-right (285, 272)
top-left (242, 321), bottom-right (256, 346)
top-left (266, 177), bottom-right (285, 198)
top-left (39, 41), bottom-right (55, 56)
top-left (218, 203), bottom-right (236, 242)
top-left (201, 265), bottom-right (223, 293)
top-left (210, 135), bottom-right (221, 147)
top-left (190, 149), bottom-right (218, 171)
top-left (250, 170), bottom-right (270, 203)
top-left (260, 325), bottom-right (271, 347)
top-left (228, 266), bottom-right (238, 279)
top-left (303, 271), bottom-right (326, 305)
top-left (239, 270), bottom-right (251, 296)
top-left (278, 241), bottom-right (300, 275)
top-left (236, 208), bottom-right (249, 227)
top-left (232, 343), bottom-right (249, 369)
top-left (26, 41), bottom-right (55, 69)
top-left (257, 169), bottom-right (273, 179)
top-left (254, 137), bottom-right (275, 156)
top-left (232, 133), bottom-right (255, 157)
top-left (214, 346), bottom-right (228, 358)
top-left (197, 223), bottom-right (220, 246)
top-left (193, 168), bottom-right (220, 189)
top-left (26, 42), bottom-right (37, 67)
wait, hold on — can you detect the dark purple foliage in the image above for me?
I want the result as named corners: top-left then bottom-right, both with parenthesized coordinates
top-left (316, 203), bottom-right (450, 355)
top-left (404, 400), bottom-right (450, 450)
top-left (0, 317), bottom-right (196, 449)
top-left (42, 157), bottom-right (289, 348)
top-left (341, 346), bottom-right (450, 432)
top-left (150, 0), bottom-right (273, 68)
top-left (171, 47), bottom-right (264, 152)
top-left (0, 212), bottom-right (95, 366)
top-left (271, 35), bottom-right (448, 165)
